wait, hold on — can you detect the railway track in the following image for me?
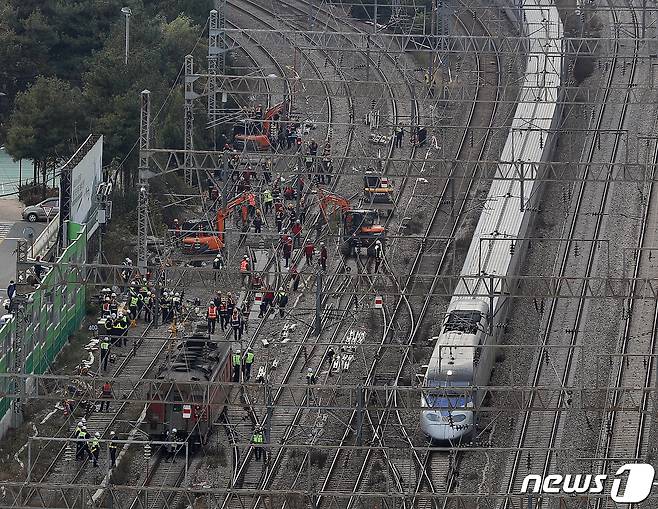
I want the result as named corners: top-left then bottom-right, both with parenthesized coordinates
top-left (17, 289), bottom-right (187, 508)
top-left (257, 1), bottom-right (505, 507)
top-left (502, 0), bottom-right (642, 501)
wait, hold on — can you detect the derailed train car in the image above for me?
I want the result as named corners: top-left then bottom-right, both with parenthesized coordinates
top-left (146, 330), bottom-right (232, 449)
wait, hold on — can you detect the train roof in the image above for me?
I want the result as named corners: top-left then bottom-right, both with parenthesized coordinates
top-left (156, 329), bottom-right (230, 382)
top-left (452, 0), bottom-right (562, 306)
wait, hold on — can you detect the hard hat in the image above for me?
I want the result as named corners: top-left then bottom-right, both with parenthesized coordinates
top-left (110, 431), bottom-right (115, 436)
top-left (320, 242), bottom-right (325, 246)
top-left (243, 255), bottom-right (248, 259)
top-left (209, 301), bottom-right (214, 305)
top-left (308, 368), bottom-right (313, 373)
top-left (172, 428), bottom-right (177, 433)
top-left (78, 421), bottom-right (83, 427)
top-left (375, 239), bottom-right (382, 245)
top-left (175, 292), bottom-right (180, 297)
top-left (236, 349), bottom-right (241, 354)
top-left (82, 425), bottom-right (87, 430)
top-left (296, 220), bottom-right (300, 223)
top-left (151, 293), bottom-right (155, 297)
top-left (111, 313), bottom-right (117, 319)
top-left (95, 432), bottom-right (100, 437)
top-left (163, 291), bottom-right (168, 296)
top-left (104, 297), bottom-right (110, 302)
top-left (82, 418), bottom-right (86, 423)
top-left (111, 292), bottom-right (116, 298)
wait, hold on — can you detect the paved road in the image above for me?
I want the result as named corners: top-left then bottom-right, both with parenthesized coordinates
top-left (0, 198), bottom-right (47, 297)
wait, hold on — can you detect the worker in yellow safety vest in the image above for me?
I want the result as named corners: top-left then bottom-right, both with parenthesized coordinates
top-left (232, 349), bottom-right (241, 382)
top-left (243, 348), bottom-right (255, 381)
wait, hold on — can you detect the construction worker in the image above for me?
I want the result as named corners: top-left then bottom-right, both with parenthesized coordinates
top-left (143, 292), bottom-right (154, 322)
top-left (394, 125), bottom-right (404, 149)
top-left (319, 242), bottom-right (328, 271)
top-left (299, 197), bottom-right (308, 223)
top-left (262, 188), bottom-right (274, 215)
top-left (109, 293), bottom-right (118, 315)
top-left (290, 265), bottom-right (301, 292)
top-left (165, 429), bottom-right (177, 463)
top-left (282, 236), bottom-right (292, 268)
top-left (213, 253), bottom-right (224, 270)
top-left (240, 255), bottom-right (250, 287)
top-left (232, 350), bottom-right (242, 382)
top-left (251, 426), bottom-right (264, 461)
top-left (309, 139), bottom-right (318, 156)
top-left (230, 309), bottom-right (243, 342)
top-left (226, 292), bottom-right (235, 318)
top-left (77, 425), bottom-right (90, 460)
top-left (247, 192), bottom-right (256, 218)
top-left (102, 297), bottom-right (111, 317)
top-left (306, 367), bottom-right (316, 384)
top-left (287, 203), bottom-right (297, 223)
top-left (243, 348), bottom-right (255, 381)
top-left (263, 288), bottom-right (275, 314)
top-left (100, 380), bottom-right (113, 412)
top-left (275, 209), bottom-right (284, 233)
top-left (218, 297), bottom-right (228, 331)
top-left (292, 220), bottom-right (302, 249)
top-left (172, 292), bottom-right (182, 317)
top-left (90, 432), bottom-right (101, 467)
top-left (108, 431), bottom-right (117, 469)
top-left (277, 289), bottom-right (289, 318)
top-left (207, 301), bottom-right (218, 334)
top-left (304, 240), bottom-right (315, 265)
top-left (327, 347), bottom-right (336, 376)
top-left (253, 210), bottom-right (263, 234)
top-left (100, 336), bottom-right (110, 371)
top-left (104, 316), bottom-right (114, 341)
top-left (120, 312), bottom-right (129, 346)
top-left (374, 240), bottom-right (383, 273)
top-left (259, 288), bottom-right (269, 318)
top-left (74, 421), bottom-right (84, 459)
top-left (161, 292), bottom-right (171, 323)
top-left (366, 242), bottom-right (377, 274)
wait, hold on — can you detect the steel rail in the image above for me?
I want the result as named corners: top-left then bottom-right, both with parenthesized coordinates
top-left (503, 0), bottom-right (640, 501)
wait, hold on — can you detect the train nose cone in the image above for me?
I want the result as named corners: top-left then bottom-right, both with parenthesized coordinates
top-left (421, 410), bottom-right (474, 443)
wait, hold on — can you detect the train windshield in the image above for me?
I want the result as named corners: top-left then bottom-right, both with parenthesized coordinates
top-left (425, 394), bottom-right (472, 411)
top-left (443, 311), bottom-right (482, 334)
top-left (424, 379), bottom-right (473, 410)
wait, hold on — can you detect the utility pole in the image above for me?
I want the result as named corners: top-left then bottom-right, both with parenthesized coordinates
top-left (138, 90), bottom-right (151, 271)
top-left (121, 7), bottom-right (131, 66)
top-left (208, 4), bottom-right (227, 149)
top-left (184, 55), bottom-right (198, 186)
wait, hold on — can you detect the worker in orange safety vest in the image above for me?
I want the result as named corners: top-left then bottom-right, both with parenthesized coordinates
top-left (207, 301), bottom-right (218, 334)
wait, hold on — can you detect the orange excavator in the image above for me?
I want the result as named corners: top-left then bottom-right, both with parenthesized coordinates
top-left (318, 188), bottom-right (385, 256)
top-left (181, 193), bottom-right (250, 254)
top-left (232, 102), bottom-right (287, 151)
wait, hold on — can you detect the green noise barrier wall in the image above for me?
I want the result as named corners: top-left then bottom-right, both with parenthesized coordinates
top-left (0, 222), bottom-right (87, 424)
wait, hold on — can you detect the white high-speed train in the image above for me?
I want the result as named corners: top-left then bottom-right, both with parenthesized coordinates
top-left (420, 0), bottom-right (564, 442)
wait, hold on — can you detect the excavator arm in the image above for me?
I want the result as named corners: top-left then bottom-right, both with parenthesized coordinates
top-left (317, 188), bottom-right (350, 222)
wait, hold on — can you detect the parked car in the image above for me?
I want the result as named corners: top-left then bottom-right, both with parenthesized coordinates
top-left (22, 198), bottom-right (59, 223)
